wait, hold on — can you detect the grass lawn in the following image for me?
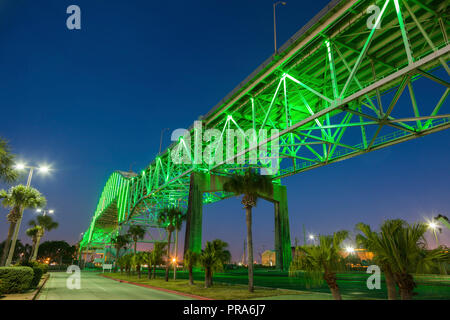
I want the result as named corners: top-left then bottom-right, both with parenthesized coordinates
top-left (101, 272), bottom-right (305, 300)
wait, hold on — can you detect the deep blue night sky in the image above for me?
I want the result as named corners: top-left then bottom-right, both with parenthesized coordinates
top-left (0, 0), bottom-right (449, 261)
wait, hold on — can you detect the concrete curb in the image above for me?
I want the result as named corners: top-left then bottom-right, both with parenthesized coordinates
top-left (32, 273), bottom-right (50, 300)
top-left (99, 274), bottom-right (213, 300)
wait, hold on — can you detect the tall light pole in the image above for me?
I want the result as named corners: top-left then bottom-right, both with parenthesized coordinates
top-left (273, 1), bottom-right (286, 55)
top-left (5, 163), bottom-right (51, 266)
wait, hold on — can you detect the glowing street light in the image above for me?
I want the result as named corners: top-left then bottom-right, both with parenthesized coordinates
top-left (428, 221), bottom-right (438, 230)
top-left (427, 219), bottom-right (440, 247)
top-left (14, 163), bottom-right (26, 170)
top-left (36, 208), bottom-right (55, 216)
top-left (345, 246), bottom-right (355, 254)
top-left (38, 165), bottom-right (51, 174)
top-left (5, 161), bottom-right (54, 266)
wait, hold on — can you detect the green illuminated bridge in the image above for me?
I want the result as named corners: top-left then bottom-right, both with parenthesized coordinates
top-left (80, 0), bottom-right (450, 270)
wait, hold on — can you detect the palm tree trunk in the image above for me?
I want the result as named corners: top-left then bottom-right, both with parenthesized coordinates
top-left (147, 264), bottom-right (151, 279)
top-left (115, 248), bottom-right (120, 272)
top-left (384, 269), bottom-right (397, 300)
top-left (165, 231), bottom-right (172, 282)
top-left (210, 269), bottom-right (213, 286)
top-left (134, 241), bottom-right (137, 255)
top-left (5, 209), bottom-right (24, 266)
top-left (32, 235), bottom-right (42, 260)
top-left (189, 267), bottom-right (194, 285)
top-left (0, 222), bottom-right (16, 266)
top-left (205, 267), bottom-right (211, 288)
top-left (324, 272), bottom-right (342, 300)
top-left (330, 287), bottom-right (342, 300)
top-left (30, 240), bottom-right (37, 261)
top-left (153, 264), bottom-right (156, 279)
top-left (137, 266), bottom-right (141, 279)
top-left (396, 273), bottom-right (415, 300)
top-left (245, 207), bottom-right (254, 293)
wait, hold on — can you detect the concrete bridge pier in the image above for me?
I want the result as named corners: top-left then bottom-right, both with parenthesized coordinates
top-left (183, 171), bottom-right (292, 270)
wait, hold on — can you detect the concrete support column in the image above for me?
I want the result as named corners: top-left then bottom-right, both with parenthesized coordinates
top-left (184, 173), bottom-right (203, 255)
top-left (275, 185), bottom-right (292, 271)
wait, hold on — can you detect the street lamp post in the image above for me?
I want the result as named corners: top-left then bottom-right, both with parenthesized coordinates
top-left (273, 1), bottom-right (286, 55)
top-left (5, 163), bottom-right (51, 266)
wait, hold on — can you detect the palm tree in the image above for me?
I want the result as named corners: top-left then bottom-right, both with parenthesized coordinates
top-left (184, 249), bottom-right (199, 285)
top-left (144, 251), bottom-right (153, 279)
top-left (111, 234), bottom-right (130, 272)
top-left (173, 212), bottom-right (185, 280)
top-left (117, 256), bottom-right (125, 274)
top-left (122, 253), bottom-right (133, 276)
top-left (0, 138), bottom-right (18, 184)
top-left (199, 239), bottom-right (231, 288)
top-left (150, 242), bottom-right (166, 279)
top-left (28, 215), bottom-right (59, 260)
top-left (127, 225), bottom-right (146, 254)
top-left (357, 219), bottom-right (448, 300)
top-left (157, 207), bottom-right (186, 281)
top-left (0, 185), bottom-right (46, 266)
top-left (223, 168), bottom-right (273, 292)
top-left (132, 252), bottom-right (146, 279)
top-left (290, 231), bottom-right (348, 300)
top-left (26, 226), bottom-right (41, 261)
top-left (356, 220), bottom-right (402, 300)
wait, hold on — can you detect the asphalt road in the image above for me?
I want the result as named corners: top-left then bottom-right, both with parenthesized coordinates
top-left (38, 271), bottom-right (194, 300)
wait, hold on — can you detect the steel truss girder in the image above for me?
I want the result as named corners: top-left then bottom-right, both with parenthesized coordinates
top-left (81, 0), bottom-right (450, 250)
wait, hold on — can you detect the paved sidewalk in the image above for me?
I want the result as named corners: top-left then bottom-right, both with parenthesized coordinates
top-left (38, 272), bottom-right (194, 300)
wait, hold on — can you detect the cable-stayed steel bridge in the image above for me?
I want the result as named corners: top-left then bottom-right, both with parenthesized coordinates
top-left (80, 0), bottom-right (450, 270)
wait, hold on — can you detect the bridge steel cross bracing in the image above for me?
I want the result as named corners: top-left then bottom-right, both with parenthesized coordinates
top-left (80, 0), bottom-right (450, 269)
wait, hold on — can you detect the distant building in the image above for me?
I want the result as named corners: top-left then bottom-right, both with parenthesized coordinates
top-left (340, 249), bottom-right (374, 261)
top-left (261, 250), bottom-right (276, 266)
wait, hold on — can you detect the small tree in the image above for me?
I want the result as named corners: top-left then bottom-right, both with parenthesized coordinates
top-left (151, 242), bottom-right (167, 279)
top-left (184, 249), bottom-right (199, 285)
top-left (28, 215), bottom-right (59, 261)
top-left (290, 231), bottom-right (348, 300)
top-left (0, 138), bottom-right (18, 184)
top-left (223, 168), bottom-right (273, 292)
top-left (26, 226), bottom-right (40, 260)
top-left (117, 256), bottom-right (125, 274)
top-left (199, 239), bottom-right (231, 288)
top-left (132, 252), bottom-right (146, 279)
top-left (0, 185), bottom-right (46, 266)
top-left (356, 220), bottom-right (401, 300)
top-left (158, 207), bottom-right (186, 281)
top-left (127, 225), bottom-right (146, 254)
top-left (122, 253), bottom-right (133, 276)
top-left (111, 234), bottom-right (130, 272)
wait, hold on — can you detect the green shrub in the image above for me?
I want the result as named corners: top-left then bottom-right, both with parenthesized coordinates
top-left (39, 263), bottom-right (49, 274)
top-left (0, 267), bottom-right (34, 293)
top-left (18, 260), bottom-right (48, 275)
top-left (30, 267), bottom-right (43, 287)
